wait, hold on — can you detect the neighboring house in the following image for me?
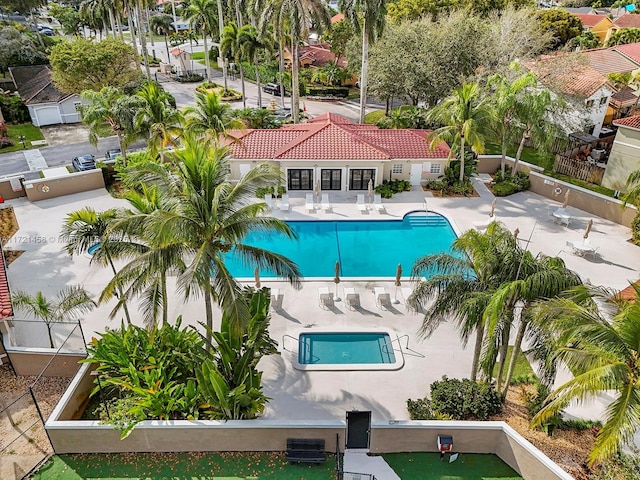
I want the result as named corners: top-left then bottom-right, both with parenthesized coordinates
top-left (526, 58), bottom-right (615, 137)
top-left (572, 14), bottom-right (615, 43)
top-left (171, 48), bottom-right (191, 72)
top-left (171, 19), bottom-right (189, 32)
top-left (224, 113), bottom-right (451, 190)
top-left (281, 44), bottom-right (347, 69)
top-left (8, 65), bottom-right (84, 127)
top-left (601, 114), bottom-right (640, 192)
top-left (610, 12), bottom-right (640, 38)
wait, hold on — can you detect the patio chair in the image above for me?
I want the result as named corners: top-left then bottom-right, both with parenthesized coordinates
top-left (344, 287), bottom-right (359, 311)
top-left (305, 193), bottom-right (315, 213)
top-left (280, 194), bottom-right (290, 212)
top-left (552, 208), bottom-right (572, 227)
top-left (356, 194), bottom-right (367, 213)
top-left (264, 193), bottom-right (274, 211)
top-left (374, 287), bottom-right (391, 309)
top-left (321, 193), bottom-right (332, 212)
top-left (373, 194), bottom-right (385, 213)
top-left (270, 288), bottom-right (281, 310)
top-left (318, 287), bottom-right (332, 309)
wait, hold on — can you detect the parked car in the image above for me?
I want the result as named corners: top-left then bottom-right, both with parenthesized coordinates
top-left (114, 24), bottom-right (129, 31)
top-left (39, 27), bottom-right (54, 36)
top-left (262, 83), bottom-right (283, 95)
top-left (104, 149), bottom-right (121, 161)
top-left (72, 154), bottom-right (96, 172)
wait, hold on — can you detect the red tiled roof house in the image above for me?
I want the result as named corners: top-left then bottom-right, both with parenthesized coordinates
top-left (571, 14), bottom-right (614, 42)
top-left (225, 113), bottom-right (451, 192)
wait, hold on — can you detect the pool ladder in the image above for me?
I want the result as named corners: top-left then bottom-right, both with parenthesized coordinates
top-left (380, 335), bottom-right (425, 359)
top-left (282, 334), bottom-right (319, 363)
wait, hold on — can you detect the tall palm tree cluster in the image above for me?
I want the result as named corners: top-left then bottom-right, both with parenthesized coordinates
top-left (409, 222), bottom-right (640, 466)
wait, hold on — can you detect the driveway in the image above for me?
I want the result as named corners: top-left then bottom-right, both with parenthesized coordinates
top-left (40, 124), bottom-right (92, 146)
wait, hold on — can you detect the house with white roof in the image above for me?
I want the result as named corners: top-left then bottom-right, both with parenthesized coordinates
top-left (224, 113), bottom-right (451, 191)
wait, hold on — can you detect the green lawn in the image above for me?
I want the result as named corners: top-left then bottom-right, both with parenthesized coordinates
top-left (33, 452), bottom-right (336, 479)
top-left (383, 452), bottom-right (522, 479)
top-left (364, 106), bottom-right (415, 125)
top-left (35, 452), bottom-right (522, 479)
top-left (1, 123), bottom-right (45, 153)
top-left (484, 142), bottom-right (555, 171)
top-left (492, 346), bottom-right (537, 384)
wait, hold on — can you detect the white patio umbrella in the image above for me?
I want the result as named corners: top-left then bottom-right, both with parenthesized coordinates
top-left (513, 227), bottom-right (520, 240)
top-left (254, 266), bottom-right (261, 289)
top-left (562, 189), bottom-right (571, 208)
top-left (584, 219), bottom-right (593, 239)
top-left (368, 178), bottom-right (374, 203)
top-left (393, 263), bottom-right (402, 304)
top-left (333, 260), bottom-right (341, 301)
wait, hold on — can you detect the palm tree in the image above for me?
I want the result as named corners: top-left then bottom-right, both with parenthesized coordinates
top-left (221, 22), bottom-right (248, 109)
top-left (259, 0), bottom-right (331, 123)
top-left (185, 0), bottom-right (217, 83)
top-left (531, 284), bottom-right (640, 465)
top-left (511, 87), bottom-right (565, 173)
top-left (12, 287), bottom-right (96, 348)
top-left (150, 13), bottom-right (174, 66)
top-left (124, 135), bottom-right (302, 345)
top-left (340, 0), bottom-right (387, 124)
top-left (483, 253), bottom-right (581, 395)
top-left (79, 87), bottom-right (143, 165)
top-left (60, 208), bottom-right (135, 324)
top-left (183, 90), bottom-right (244, 140)
top-left (409, 222), bottom-right (518, 381)
top-left (100, 186), bottom-right (186, 329)
top-left (239, 24), bottom-right (272, 109)
top-left (486, 71), bottom-right (537, 174)
top-left (135, 82), bottom-right (182, 162)
top-left (426, 83), bottom-right (494, 183)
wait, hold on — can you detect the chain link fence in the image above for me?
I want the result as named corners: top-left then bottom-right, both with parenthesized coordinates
top-left (0, 321), bottom-right (86, 480)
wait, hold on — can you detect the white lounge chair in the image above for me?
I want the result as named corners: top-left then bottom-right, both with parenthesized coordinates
top-left (321, 193), bottom-right (331, 212)
top-left (373, 194), bottom-right (385, 213)
top-left (270, 288), bottom-right (280, 310)
top-left (344, 287), bottom-right (359, 311)
top-left (357, 194), bottom-right (367, 213)
top-left (318, 287), bottom-right (332, 309)
top-left (305, 193), bottom-right (315, 213)
top-left (280, 194), bottom-right (290, 212)
top-left (264, 193), bottom-right (274, 211)
top-left (552, 208), bottom-right (572, 227)
top-left (374, 287), bottom-right (391, 309)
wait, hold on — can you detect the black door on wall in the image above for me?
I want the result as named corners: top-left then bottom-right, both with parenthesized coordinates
top-left (346, 410), bottom-right (371, 449)
top-left (287, 169), bottom-right (314, 190)
top-left (321, 169), bottom-right (342, 190)
top-left (349, 169), bottom-right (375, 190)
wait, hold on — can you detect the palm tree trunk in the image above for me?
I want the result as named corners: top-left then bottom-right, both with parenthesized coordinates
top-left (117, 9), bottom-right (124, 41)
top-left (106, 252), bottom-right (132, 325)
top-left (501, 134), bottom-right (507, 174)
top-left (46, 323), bottom-right (55, 349)
top-left (108, 8), bottom-right (116, 38)
top-left (278, 44), bottom-right (286, 108)
top-left (204, 280), bottom-right (214, 348)
top-left (513, 130), bottom-right (528, 174)
top-left (359, 21), bottom-right (369, 124)
top-left (127, 5), bottom-right (139, 56)
top-left (239, 63), bottom-right (246, 109)
top-left (459, 135), bottom-right (466, 183)
top-left (470, 323), bottom-right (484, 381)
top-left (495, 325), bottom-right (510, 392)
top-left (255, 62), bottom-right (262, 108)
top-left (164, 34), bottom-right (171, 66)
top-left (203, 29), bottom-right (212, 82)
top-left (117, 131), bottom-right (128, 166)
top-left (291, 37), bottom-right (300, 123)
top-left (502, 316), bottom-right (527, 397)
top-left (161, 274), bottom-right (168, 326)
top-left (136, 0), bottom-right (151, 79)
top-left (216, 0), bottom-right (228, 91)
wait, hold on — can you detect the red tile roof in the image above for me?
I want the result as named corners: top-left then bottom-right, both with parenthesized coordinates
top-left (0, 246), bottom-right (13, 319)
top-left (615, 281), bottom-right (640, 301)
top-left (298, 45), bottom-right (346, 68)
top-left (613, 114), bottom-right (640, 130)
top-left (581, 47), bottom-right (640, 74)
top-left (613, 42), bottom-right (640, 64)
top-left (613, 13), bottom-right (640, 28)
top-left (526, 57), bottom-right (612, 97)
top-left (226, 113), bottom-right (451, 161)
top-left (331, 13), bottom-right (344, 23)
top-left (573, 13), bottom-right (609, 27)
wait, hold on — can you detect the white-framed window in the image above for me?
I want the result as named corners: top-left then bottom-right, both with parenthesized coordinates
top-left (599, 96), bottom-right (608, 105)
top-left (422, 162), bottom-right (431, 174)
top-left (585, 99), bottom-right (595, 108)
top-left (430, 163), bottom-right (441, 174)
top-left (73, 101), bottom-right (82, 111)
top-left (392, 163), bottom-right (403, 174)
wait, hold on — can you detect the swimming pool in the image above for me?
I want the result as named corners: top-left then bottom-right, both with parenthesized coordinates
top-left (287, 327), bottom-right (404, 371)
top-left (226, 213), bottom-right (456, 278)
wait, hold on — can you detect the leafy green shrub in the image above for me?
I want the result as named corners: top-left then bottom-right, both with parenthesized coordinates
top-left (632, 211), bottom-right (640, 245)
top-left (0, 94), bottom-right (30, 123)
top-left (510, 373), bottom-right (538, 385)
top-left (560, 419), bottom-right (602, 431)
top-left (0, 136), bottom-right (14, 148)
top-left (493, 181), bottom-right (519, 196)
top-left (196, 81), bottom-right (221, 92)
top-left (306, 86), bottom-right (349, 98)
top-left (375, 179), bottom-right (411, 198)
top-left (176, 73), bottom-right (204, 83)
top-left (256, 186), bottom-right (286, 199)
top-left (429, 376), bottom-right (502, 420)
top-left (407, 397), bottom-right (436, 420)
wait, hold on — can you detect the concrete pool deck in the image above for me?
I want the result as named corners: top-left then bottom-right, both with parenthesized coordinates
top-left (2, 185), bottom-right (639, 424)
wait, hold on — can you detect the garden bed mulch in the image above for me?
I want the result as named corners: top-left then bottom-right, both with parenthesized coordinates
top-left (422, 186), bottom-right (480, 198)
top-left (490, 385), bottom-right (596, 480)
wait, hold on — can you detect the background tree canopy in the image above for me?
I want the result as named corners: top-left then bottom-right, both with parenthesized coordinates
top-left (0, 25), bottom-right (48, 72)
top-left (536, 9), bottom-right (584, 50)
top-left (50, 38), bottom-right (143, 94)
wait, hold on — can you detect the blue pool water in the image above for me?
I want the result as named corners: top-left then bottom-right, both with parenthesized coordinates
top-left (299, 332), bottom-right (396, 365)
top-left (226, 213), bottom-right (456, 278)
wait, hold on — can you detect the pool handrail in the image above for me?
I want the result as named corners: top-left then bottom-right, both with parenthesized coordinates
top-left (380, 334), bottom-right (425, 359)
top-left (282, 333), bottom-right (317, 363)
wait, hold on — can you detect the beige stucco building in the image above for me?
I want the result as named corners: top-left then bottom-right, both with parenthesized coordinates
top-left (602, 114), bottom-right (640, 192)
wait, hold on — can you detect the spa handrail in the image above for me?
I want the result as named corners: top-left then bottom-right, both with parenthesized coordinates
top-left (380, 335), bottom-right (425, 358)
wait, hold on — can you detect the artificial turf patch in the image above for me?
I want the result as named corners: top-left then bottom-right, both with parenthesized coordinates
top-left (32, 452), bottom-right (336, 479)
top-left (382, 452), bottom-right (523, 479)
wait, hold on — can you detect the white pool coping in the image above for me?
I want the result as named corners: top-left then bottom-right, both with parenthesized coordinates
top-left (282, 326), bottom-right (405, 371)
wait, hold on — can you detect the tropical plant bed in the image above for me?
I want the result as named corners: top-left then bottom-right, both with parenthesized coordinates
top-left (195, 82), bottom-right (242, 101)
top-left (422, 185), bottom-right (479, 198)
top-left (489, 385), bottom-right (595, 480)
